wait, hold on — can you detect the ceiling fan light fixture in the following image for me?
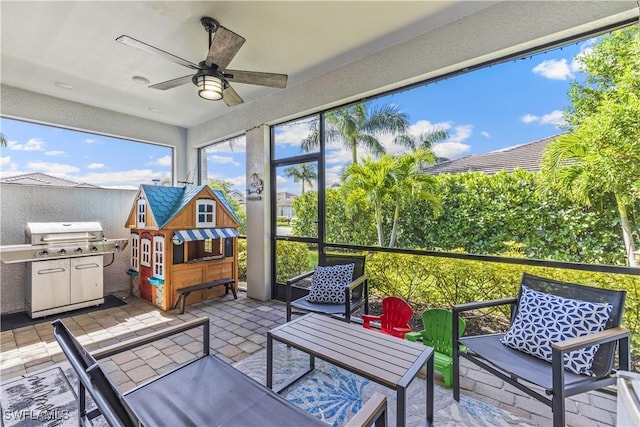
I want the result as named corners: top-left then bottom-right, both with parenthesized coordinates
top-left (196, 74), bottom-right (223, 100)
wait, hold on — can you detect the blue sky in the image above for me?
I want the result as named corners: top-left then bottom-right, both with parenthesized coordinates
top-left (2, 37), bottom-right (592, 193)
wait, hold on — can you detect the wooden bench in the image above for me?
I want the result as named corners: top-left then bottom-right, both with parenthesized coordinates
top-left (173, 278), bottom-right (236, 314)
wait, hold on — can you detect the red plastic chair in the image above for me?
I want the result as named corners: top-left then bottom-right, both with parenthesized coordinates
top-left (362, 296), bottom-right (413, 338)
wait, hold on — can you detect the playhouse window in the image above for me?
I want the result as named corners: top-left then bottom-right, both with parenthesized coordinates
top-left (153, 235), bottom-right (164, 278)
top-left (137, 198), bottom-right (146, 228)
top-left (130, 233), bottom-right (139, 270)
top-left (141, 238), bottom-right (151, 267)
top-left (196, 199), bottom-right (216, 227)
top-left (187, 238), bottom-right (222, 262)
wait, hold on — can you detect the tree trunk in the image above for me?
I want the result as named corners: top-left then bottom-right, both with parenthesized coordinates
top-left (616, 194), bottom-right (638, 267)
top-left (389, 200), bottom-right (401, 248)
top-left (374, 205), bottom-right (384, 246)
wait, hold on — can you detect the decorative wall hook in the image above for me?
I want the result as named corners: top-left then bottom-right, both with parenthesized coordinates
top-left (246, 173), bottom-right (264, 195)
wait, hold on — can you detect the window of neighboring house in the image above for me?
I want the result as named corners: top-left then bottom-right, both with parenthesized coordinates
top-left (137, 198), bottom-right (146, 228)
top-left (196, 199), bottom-right (216, 227)
top-left (140, 237), bottom-right (151, 267)
top-left (130, 233), bottom-right (139, 270)
top-left (153, 235), bottom-right (164, 277)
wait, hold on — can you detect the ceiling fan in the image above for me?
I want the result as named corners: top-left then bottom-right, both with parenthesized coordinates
top-left (116, 16), bottom-right (288, 106)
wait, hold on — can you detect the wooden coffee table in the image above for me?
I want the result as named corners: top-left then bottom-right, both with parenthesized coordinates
top-left (267, 313), bottom-right (434, 427)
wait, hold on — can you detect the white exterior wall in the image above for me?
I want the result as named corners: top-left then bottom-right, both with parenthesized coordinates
top-left (0, 184), bottom-right (136, 313)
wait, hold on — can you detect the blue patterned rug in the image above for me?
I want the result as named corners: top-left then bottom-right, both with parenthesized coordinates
top-left (1, 345), bottom-right (534, 427)
top-left (234, 343), bottom-right (535, 427)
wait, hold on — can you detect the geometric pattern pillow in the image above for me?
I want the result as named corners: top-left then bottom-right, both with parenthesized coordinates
top-left (500, 285), bottom-right (612, 376)
top-left (306, 263), bottom-right (355, 304)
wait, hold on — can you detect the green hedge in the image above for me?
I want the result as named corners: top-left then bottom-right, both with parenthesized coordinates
top-left (365, 251), bottom-right (640, 352)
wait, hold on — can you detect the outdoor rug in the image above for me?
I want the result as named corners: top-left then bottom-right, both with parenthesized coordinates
top-left (0, 295), bottom-right (127, 332)
top-left (0, 344), bottom-right (534, 427)
top-left (234, 343), bottom-right (535, 427)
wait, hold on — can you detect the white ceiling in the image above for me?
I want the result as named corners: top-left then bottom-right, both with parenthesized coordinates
top-left (1, 1), bottom-right (498, 129)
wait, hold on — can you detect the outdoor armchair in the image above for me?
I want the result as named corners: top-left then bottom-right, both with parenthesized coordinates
top-left (286, 253), bottom-right (369, 322)
top-left (53, 316), bottom-right (388, 427)
top-left (406, 308), bottom-right (466, 387)
top-left (452, 273), bottom-right (630, 427)
top-left (362, 296), bottom-right (413, 338)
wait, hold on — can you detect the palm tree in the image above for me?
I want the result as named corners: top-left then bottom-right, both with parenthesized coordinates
top-left (341, 156), bottom-right (395, 246)
top-left (284, 163), bottom-right (317, 194)
top-left (301, 103), bottom-right (409, 165)
top-left (387, 149), bottom-right (441, 247)
top-left (394, 127), bottom-right (450, 162)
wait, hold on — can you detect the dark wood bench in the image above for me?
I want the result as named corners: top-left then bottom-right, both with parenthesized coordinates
top-left (173, 278), bottom-right (237, 314)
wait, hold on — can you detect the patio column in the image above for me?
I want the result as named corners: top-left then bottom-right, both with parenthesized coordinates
top-left (245, 124), bottom-right (272, 301)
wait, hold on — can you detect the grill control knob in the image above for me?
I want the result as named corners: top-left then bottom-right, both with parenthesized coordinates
top-left (58, 249), bottom-right (66, 255)
top-left (75, 247), bottom-right (83, 254)
top-left (41, 250), bottom-right (48, 256)
top-left (91, 246), bottom-right (98, 253)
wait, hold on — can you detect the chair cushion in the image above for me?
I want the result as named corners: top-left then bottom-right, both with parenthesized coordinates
top-left (500, 285), bottom-right (612, 376)
top-left (306, 263), bottom-right (354, 304)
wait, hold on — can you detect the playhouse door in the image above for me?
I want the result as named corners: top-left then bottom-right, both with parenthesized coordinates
top-left (139, 233), bottom-right (153, 302)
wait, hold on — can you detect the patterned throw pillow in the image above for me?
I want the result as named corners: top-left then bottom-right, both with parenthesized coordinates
top-left (306, 263), bottom-right (355, 304)
top-left (500, 285), bottom-right (612, 376)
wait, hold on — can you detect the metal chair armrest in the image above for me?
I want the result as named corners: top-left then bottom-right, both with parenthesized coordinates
top-left (552, 327), bottom-right (630, 353)
top-left (91, 317), bottom-right (210, 360)
top-left (346, 273), bottom-right (368, 290)
top-left (452, 297), bottom-right (518, 314)
top-left (286, 270), bottom-right (314, 285)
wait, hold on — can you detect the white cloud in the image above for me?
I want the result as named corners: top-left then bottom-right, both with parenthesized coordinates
top-left (45, 150), bottom-right (65, 156)
top-left (432, 142), bottom-right (471, 160)
top-left (84, 138), bottom-right (96, 144)
top-left (150, 155), bottom-right (172, 167)
top-left (72, 169), bottom-right (161, 186)
top-left (274, 120), bottom-right (316, 148)
top-left (1, 156), bottom-right (17, 171)
top-left (7, 138), bottom-right (45, 151)
top-left (207, 154), bottom-right (240, 166)
top-left (539, 110), bottom-right (565, 126)
top-left (446, 124), bottom-right (473, 144)
top-left (325, 164), bottom-right (346, 187)
top-left (27, 161), bottom-right (79, 174)
top-left (521, 110), bottom-right (565, 127)
top-left (325, 146), bottom-right (352, 165)
top-left (481, 131), bottom-right (490, 138)
top-left (87, 163), bottom-right (105, 169)
top-left (533, 59), bottom-right (575, 80)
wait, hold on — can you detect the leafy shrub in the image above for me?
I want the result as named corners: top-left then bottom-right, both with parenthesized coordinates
top-left (237, 239), bottom-right (247, 280)
top-left (275, 241), bottom-right (310, 283)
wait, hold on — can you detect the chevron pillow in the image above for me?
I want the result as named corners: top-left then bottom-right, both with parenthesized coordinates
top-left (500, 285), bottom-right (612, 376)
top-left (306, 263), bottom-right (355, 304)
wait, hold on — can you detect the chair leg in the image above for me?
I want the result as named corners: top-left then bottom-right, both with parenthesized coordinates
top-left (552, 396), bottom-right (565, 427)
top-left (452, 310), bottom-right (461, 400)
top-left (286, 304), bottom-right (291, 322)
top-left (442, 364), bottom-right (452, 388)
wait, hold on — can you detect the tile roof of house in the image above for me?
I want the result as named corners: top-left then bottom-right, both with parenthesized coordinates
top-left (0, 172), bottom-right (97, 187)
top-left (424, 135), bottom-right (559, 175)
top-left (141, 184), bottom-right (239, 229)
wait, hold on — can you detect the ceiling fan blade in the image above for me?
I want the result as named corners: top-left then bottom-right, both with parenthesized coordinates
top-left (116, 35), bottom-right (199, 70)
top-left (223, 84), bottom-right (244, 106)
top-left (224, 70), bottom-right (288, 89)
top-left (205, 26), bottom-right (246, 69)
top-left (149, 75), bottom-right (193, 90)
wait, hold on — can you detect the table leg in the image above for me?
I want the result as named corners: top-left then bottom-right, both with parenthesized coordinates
top-left (397, 386), bottom-right (406, 427)
top-left (267, 333), bottom-right (273, 389)
top-left (426, 355), bottom-right (434, 426)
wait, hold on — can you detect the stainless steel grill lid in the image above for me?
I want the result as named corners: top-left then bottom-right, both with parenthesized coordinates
top-left (0, 221), bottom-right (126, 264)
top-left (26, 221), bottom-right (104, 244)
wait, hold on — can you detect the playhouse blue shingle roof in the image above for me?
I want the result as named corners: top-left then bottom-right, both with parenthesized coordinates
top-left (140, 184), bottom-right (238, 229)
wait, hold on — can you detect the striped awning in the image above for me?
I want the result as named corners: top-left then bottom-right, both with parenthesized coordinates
top-left (173, 228), bottom-right (238, 242)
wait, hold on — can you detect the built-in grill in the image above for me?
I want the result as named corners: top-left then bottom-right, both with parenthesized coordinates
top-left (0, 222), bottom-right (127, 318)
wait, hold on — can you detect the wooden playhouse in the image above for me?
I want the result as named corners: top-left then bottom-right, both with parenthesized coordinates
top-left (125, 184), bottom-right (240, 311)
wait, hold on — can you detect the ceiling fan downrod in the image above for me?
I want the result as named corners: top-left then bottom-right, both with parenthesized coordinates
top-left (201, 16), bottom-right (219, 50)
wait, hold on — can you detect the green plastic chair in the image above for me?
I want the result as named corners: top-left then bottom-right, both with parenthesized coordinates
top-left (405, 308), bottom-right (466, 388)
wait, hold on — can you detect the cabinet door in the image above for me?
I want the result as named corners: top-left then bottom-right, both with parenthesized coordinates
top-left (31, 259), bottom-right (70, 312)
top-left (70, 255), bottom-right (103, 304)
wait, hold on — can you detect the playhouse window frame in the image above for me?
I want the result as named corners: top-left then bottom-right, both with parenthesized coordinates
top-left (196, 199), bottom-right (216, 227)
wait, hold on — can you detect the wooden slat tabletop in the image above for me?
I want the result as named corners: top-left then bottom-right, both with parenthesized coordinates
top-left (269, 313), bottom-right (432, 389)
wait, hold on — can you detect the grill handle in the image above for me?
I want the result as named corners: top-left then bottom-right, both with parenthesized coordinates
top-left (75, 263), bottom-right (100, 270)
top-left (37, 268), bottom-right (66, 275)
top-left (40, 235), bottom-right (98, 243)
